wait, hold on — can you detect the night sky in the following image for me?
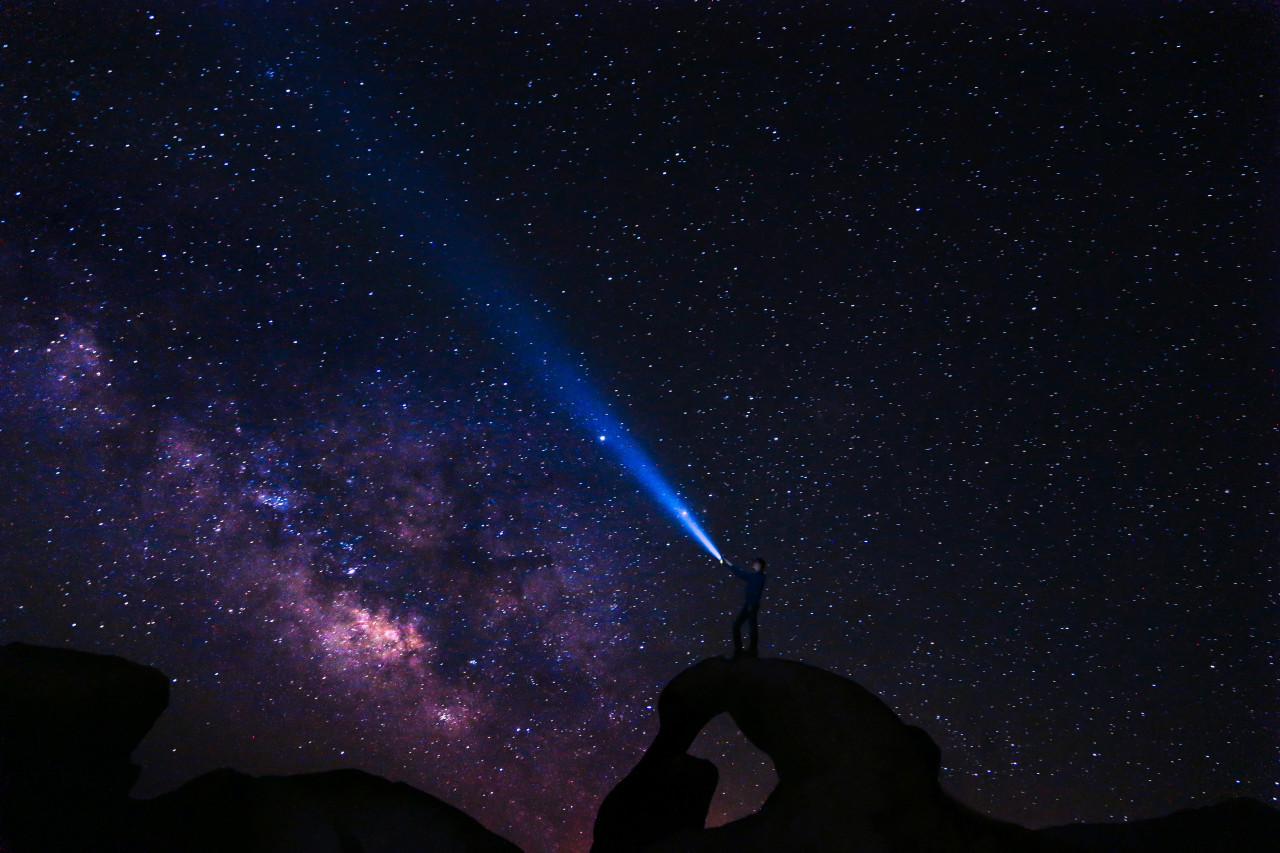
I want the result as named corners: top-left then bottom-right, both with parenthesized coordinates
top-left (1, 2), bottom-right (1275, 851)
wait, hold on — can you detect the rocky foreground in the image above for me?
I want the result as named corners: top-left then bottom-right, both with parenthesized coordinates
top-left (1, 641), bottom-right (1275, 852)
top-left (591, 655), bottom-right (1279, 853)
top-left (0, 642), bottom-right (517, 853)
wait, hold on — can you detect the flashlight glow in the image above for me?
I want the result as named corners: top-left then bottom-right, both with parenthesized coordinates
top-left (263, 52), bottom-right (722, 561)
top-left (679, 510), bottom-right (723, 562)
top-left (594, 439), bottom-right (722, 562)
top-left (379, 187), bottom-right (725, 561)
top-left (532, 371), bottom-right (723, 563)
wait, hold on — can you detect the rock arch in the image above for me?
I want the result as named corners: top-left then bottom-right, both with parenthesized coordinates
top-left (592, 656), bottom-right (1040, 853)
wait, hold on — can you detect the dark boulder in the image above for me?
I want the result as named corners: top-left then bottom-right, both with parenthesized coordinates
top-left (0, 642), bottom-right (522, 852)
top-left (0, 641), bottom-right (169, 851)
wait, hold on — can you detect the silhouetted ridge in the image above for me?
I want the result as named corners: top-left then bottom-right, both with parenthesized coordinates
top-left (0, 641), bottom-right (521, 852)
top-left (4, 643), bottom-right (1276, 852)
top-left (1036, 797), bottom-right (1280, 853)
top-left (138, 766), bottom-right (523, 853)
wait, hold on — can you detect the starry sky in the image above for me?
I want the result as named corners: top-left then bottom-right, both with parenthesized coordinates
top-left (1, 2), bottom-right (1275, 851)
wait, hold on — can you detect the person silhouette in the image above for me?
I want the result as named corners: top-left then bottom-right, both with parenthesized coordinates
top-left (724, 556), bottom-right (767, 657)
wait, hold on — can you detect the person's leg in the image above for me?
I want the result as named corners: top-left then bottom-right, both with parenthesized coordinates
top-left (732, 606), bottom-right (748, 655)
top-left (746, 604), bottom-right (759, 656)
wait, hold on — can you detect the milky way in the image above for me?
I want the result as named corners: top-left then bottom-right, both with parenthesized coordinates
top-left (2, 4), bottom-right (1275, 852)
top-left (2, 310), bottom-right (697, 845)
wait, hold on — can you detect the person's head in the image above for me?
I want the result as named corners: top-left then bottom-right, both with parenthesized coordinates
top-left (752, 557), bottom-right (767, 572)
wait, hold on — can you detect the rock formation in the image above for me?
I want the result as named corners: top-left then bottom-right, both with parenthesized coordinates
top-left (4, 641), bottom-right (1277, 852)
top-left (0, 642), bottom-right (170, 851)
top-left (0, 641), bottom-right (520, 853)
top-left (592, 655), bottom-right (1044, 853)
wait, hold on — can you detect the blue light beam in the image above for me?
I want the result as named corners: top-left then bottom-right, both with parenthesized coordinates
top-left (271, 41), bottom-right (724, 562)
top-left (593, 426), bottom-right (723, 563)
top-left (462, 282), bottom-right (725, 564)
